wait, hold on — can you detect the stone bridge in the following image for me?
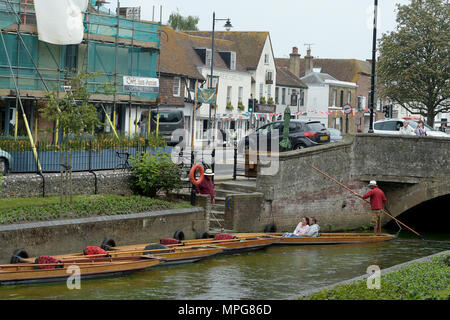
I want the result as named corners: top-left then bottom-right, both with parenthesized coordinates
top-left (225, 134), bottom-right (450, 232)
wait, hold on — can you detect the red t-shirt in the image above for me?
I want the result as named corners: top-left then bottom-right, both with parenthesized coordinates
top-left (362, 187), bottom-right (386, 210)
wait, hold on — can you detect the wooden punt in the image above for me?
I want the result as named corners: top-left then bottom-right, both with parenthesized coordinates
top-left (107, 236), bottom-right (280, 255)
top-left (19, 246), bottom-right (224, 267)
top-left (0, 255), bottom-right (161, 286)
top-left (232, 232), bottom-right (396, 245)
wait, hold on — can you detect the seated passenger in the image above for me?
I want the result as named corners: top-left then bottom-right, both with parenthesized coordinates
top-left (306, 217), bottom-right (320, 237)
top-left (282, 217), bottom-right (310, 237)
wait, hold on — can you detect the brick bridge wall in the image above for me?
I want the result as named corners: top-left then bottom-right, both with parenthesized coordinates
top-left (244, 134), bottom-right (450, 233)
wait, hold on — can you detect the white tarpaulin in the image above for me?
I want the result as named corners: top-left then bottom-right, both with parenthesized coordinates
top-left (34, 0), bottom-right (89, 45)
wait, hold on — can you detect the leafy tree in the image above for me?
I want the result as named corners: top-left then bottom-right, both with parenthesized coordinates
top-left (377, 0), bottom-right (450, 126)
top-left (42, 72), bottom-right (114, 139)
top-left (167, 10), bottom-right (199, 31)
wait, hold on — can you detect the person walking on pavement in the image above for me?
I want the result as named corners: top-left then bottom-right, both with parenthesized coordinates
top-left (362, 180), bottom-right (387, 235)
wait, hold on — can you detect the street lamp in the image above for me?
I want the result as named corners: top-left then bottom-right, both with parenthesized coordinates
top-left (368, 0), bottom-right (378, 133)
top-left (208, 12), bottom-right (233, 132)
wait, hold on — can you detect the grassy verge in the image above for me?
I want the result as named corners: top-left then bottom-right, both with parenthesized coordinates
top-left (0, 195), bottom-right (193, 224)
top-left (300, 254), bottom-right (450, 300)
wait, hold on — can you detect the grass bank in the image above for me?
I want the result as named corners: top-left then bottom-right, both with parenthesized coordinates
top-left (300, 254), bottom-right (450, 300)
top-left (0, 195), bottom-right (193, 224)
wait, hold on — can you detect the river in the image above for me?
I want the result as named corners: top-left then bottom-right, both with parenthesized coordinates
top-left (1, 231), bottom-right (449, 300)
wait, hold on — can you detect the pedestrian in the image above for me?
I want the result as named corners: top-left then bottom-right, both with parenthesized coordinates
top-left (362, 180), bottom-right (386, 235)
top-left (195, 168), bottom-right (215, 204)
top-left (438, 123), bottom-right (447, 133)
top-left (414, 120), bottom-right (427, 136)
top-left (399, 121), bottom-right (414, 135)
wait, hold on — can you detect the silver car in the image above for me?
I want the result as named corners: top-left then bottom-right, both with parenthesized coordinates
top-left (0, 148), bottom-right (13, 175)
top-left (373, 118), bottom-right (449, 138)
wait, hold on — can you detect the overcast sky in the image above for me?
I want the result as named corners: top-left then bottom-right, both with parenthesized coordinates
top-left (105, 0), bottom-right (411, 60)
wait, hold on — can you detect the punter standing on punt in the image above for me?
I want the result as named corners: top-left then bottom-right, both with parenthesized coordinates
top-left (362, 180), bottom-right (387, 236)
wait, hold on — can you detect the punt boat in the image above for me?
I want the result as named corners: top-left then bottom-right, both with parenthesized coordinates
top-left (100, 235), bottom-right (279, 255)
top-left (17, 245), bottom-right (224, 267)
top-left (0, 255), bottom-right (161, 286)
top-left (232, 232), bottom-right (396, 245)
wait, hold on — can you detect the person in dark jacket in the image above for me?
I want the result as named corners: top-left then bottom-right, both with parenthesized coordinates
top-left (195, 168), bottom-right (215, 204)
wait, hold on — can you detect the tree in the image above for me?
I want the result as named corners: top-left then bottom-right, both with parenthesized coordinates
top-left (167, 10), bottom-right (199, 31)
top-left (42, 72), bottom-right (113, 139)
top-left (377, 0), bottom-right (449, 127)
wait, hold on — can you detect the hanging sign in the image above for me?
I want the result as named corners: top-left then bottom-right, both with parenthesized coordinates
top-left (255, 104), bottom-right (276, 113)
top-left (197, 88), bottom-right (216, 104)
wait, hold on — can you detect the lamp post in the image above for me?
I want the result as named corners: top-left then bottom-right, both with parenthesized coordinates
top-left (208, 12), bottom-right (232, 133)
top-left (368, 0), bottom-right (378, 133)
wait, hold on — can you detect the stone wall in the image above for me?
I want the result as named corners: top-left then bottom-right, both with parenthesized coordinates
top-left (0, 207), bottom-right (207, 264)
top-left (0, 170), bottom-right (132, 198)
top-left (224, 193), bottom-right (265, 232)
top-left (255, 134), bottom-right (450, 232)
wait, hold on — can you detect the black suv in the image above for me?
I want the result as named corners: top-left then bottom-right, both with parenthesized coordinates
top-left (238, 120), bottom-right (330, 152)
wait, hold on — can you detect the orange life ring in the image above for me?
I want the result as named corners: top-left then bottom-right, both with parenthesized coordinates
top-left (189, 164), bottom-right (204, 186)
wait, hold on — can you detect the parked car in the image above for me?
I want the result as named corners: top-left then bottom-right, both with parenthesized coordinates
top-left (238, 120), bottom-right (330, 153)
top-left (327, 128), bottom-right (343, 142)
top-left (0, 148), bottom-right (13, 175)
top-left (373, 118), bottom-right (449, 138)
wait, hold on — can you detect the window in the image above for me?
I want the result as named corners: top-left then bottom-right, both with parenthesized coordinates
top-left (340, 90), bottom-right (344, 107)
top-left (357, 96), bottom-right (363, 109)
top-left (291, 89), bottom-right (298, 106)
top-left (207, 75), bottom-right (219, 88)
top-left (332, 89), bottom-right (337, 106)
top-left (230, 52), bottom-right (236, 70)
top-left (282, 88), bottom-right (286, 105)
top-left (275, 87), bottom-right (279, 104)
top-left (65, 45), bottom-right (78, 71)
top-left (299, 89), bottom-right (305, 106)
top-left (266, 71), bottom-right (273, 81)
top-left (267, 84), bottom-right (272, 98)
top-left (347, 91), bottom-right (351, 104)
top-left (227, 86), bottom-right (232, 104)
top-left (259, 83), bottom-right (264, 99)
top-left (173, 77), bottom-right (181, 97)
top-left (238, 87), bottom-right (243, 103)
top-left (264, 54), bottom-right (269, 64)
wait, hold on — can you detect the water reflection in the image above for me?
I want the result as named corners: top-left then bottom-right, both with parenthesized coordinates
top-left (1, 233), bottom-right (449, 300)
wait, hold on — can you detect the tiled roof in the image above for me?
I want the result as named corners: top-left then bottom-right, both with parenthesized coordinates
top-left (300, 72), bottom-right (337, 84)
top-left (186, 31), bottom-right (269, 70)
top-left (275, 58), bottom-right (371, 83)
top-left (160, 26), bottom-right (205, 80)
top-left (276, 66), bottom-right (308, 88)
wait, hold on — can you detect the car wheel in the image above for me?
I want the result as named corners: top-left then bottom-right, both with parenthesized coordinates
top-left (0, 158), bottom-right (8, 175)
top-left (293, 144), bottom-right (305, 150)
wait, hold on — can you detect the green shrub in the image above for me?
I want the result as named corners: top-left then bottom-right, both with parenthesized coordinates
top-left (129, 151), bottom-right (181, 197)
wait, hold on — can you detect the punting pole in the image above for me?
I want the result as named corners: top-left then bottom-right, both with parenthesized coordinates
top-left (308, 164), bottom-right (422, 238)
top-left (101, 104), bottom-right (119, 139)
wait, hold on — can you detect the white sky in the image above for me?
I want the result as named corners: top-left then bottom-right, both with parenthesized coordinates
top-left (104, 0), bottom-right (411, 60)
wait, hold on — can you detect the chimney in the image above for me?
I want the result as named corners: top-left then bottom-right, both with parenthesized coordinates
top-left (289, 47), bottom-right (301, 78)
top-left (305, 48), bottom-right (314, 75)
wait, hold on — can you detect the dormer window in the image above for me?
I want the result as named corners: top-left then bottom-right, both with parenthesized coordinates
top-left (194, 48), bottom-right (212, 67)
top-left (218, 51), bottom-right (236, 70)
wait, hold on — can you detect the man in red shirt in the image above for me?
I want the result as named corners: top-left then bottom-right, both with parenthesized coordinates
top-left (362, 180), bottom-right (386, 235)
top-left (195, 168), bottom-right (215, 204)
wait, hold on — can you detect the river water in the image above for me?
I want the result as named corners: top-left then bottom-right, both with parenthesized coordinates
top-left (1, 231), bottom-right (449, 300)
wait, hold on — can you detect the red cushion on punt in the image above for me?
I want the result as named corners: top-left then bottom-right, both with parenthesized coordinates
top-left (160, 238), bottom-right (180, 245)
top-left (83, 246), bottom-right (108, 258)
top-left (34, 256), bottom-right (62, 269)
top-left (214, 233), bottom-right (237, 240)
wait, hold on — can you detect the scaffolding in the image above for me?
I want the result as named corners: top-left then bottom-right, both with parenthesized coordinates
top-left (0, 0), bottom-right (162, 171)
top-left (0, 0), bottom-right (161, 129)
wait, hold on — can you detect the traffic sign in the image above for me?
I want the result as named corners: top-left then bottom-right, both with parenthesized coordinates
top-left (343, 104), bottom-right (352, 114)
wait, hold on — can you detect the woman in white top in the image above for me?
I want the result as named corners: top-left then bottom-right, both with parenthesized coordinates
top-left (282, 217), bottom-right (310, 237)
top-left (399, 121), bottom-right (414, 135)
